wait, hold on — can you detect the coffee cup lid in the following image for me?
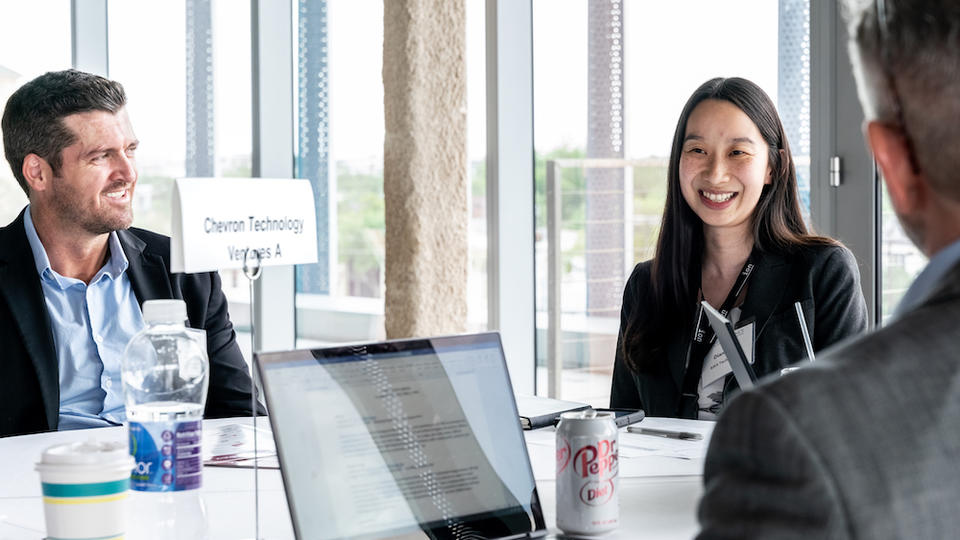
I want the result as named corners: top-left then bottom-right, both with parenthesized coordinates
top-left (36, 440), bottom-right (133, 470)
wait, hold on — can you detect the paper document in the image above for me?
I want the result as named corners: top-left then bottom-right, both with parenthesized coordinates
top-left (203, 422), bottom-right (279, 469)
top-left (621, 417), bottom-right (715, 459)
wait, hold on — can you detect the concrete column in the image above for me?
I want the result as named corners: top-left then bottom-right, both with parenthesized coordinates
top-left (383, 0), bottom-right (467, 338)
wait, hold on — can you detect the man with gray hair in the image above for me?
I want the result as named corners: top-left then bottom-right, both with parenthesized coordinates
top-left (697, 1), bottom-right (960, 538)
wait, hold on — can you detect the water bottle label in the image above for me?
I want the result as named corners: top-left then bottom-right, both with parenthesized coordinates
top-left (129, 420), bottom-right (202, 491)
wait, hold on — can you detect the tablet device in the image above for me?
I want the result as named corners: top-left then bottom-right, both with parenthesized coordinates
top-left (592, 408), bottom-right (645, 428)
top-left (700, 301), bottom-right (757, 390)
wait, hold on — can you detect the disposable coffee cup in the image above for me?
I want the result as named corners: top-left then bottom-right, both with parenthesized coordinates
top-left (35, 440), bottom-right (134, 540)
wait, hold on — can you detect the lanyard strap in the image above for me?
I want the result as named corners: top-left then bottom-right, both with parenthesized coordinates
top-left (677, 253), bottom-right (757, 418)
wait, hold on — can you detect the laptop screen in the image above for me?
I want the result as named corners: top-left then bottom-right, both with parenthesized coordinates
top-left (256, 332), bottom-right (546, 540)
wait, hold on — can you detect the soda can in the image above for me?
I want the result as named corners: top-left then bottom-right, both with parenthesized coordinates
top-left (556, 409), bottom-right (619, 535)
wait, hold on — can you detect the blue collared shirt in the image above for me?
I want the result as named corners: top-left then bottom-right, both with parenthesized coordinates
top-left (24, 206), bottom-right (145, 430)
top-left (893, 236), bottom-right (960, 318)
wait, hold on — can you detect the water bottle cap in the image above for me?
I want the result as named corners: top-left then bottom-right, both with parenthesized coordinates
top-left (142, 299), bottom-right (187, 324)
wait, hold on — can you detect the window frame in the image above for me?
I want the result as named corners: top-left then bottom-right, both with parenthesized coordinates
top-left (810, 0), bottom-right (878, 325)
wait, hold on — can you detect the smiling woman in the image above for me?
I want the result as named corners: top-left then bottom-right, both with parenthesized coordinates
top-left (609, 77), bottom-right (869, 419)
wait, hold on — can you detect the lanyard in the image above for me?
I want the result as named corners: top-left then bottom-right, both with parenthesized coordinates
top-left (677, 252), bottom-right (757, 418)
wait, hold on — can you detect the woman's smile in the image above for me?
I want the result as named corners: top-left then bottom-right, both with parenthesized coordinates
top-left (699, 189), bottom-right (739, 209)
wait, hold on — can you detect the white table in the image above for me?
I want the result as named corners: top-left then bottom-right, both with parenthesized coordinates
top-left (0, 417), bottom-right (708, 539)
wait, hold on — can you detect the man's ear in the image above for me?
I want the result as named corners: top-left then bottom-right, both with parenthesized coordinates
top-left (22, 153), bottom-right (51, 194)
top-left (866, 121), bottom-right (928, 216)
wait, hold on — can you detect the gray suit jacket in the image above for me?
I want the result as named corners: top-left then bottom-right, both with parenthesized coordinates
top-left (697, 261), bottom-right (960, 539)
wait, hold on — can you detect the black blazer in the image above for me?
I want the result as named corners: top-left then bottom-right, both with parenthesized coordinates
top-left (0, 210), bottom-right (262, 438)
top-left (610, 244), bottom-right (868, 417)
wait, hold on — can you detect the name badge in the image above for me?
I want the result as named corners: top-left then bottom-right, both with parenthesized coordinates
top-left (700, 321), bottom-right (755, 388)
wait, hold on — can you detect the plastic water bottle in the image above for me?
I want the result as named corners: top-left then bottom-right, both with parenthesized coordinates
top-left (122, 299), bottom-right (210, 539)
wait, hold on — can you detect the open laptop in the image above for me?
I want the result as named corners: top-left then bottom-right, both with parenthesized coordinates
top-left (255, 332), bottom-right (549, 540)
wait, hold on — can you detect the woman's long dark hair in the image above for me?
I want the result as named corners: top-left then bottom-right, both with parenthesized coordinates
top-left (621, 77), bottom-right (835, 375)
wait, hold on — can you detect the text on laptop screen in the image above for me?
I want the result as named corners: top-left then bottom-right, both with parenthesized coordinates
top-left (257, 333), bottom-right (544, 540)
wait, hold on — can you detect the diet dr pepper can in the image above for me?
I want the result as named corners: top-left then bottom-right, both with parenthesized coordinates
top-left (556, 409), bottom-right (619, 535)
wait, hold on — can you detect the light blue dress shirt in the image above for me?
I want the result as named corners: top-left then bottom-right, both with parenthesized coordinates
top-left (893, 236), bottom-right (960, 318)
top-left (24, 206), bottom-right (146, 430)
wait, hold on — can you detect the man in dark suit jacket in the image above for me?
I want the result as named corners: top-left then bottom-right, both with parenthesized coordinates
top-left (0, 70), bottom-right (261, 438)
top-left (697, 1), bottom-right (960, 538)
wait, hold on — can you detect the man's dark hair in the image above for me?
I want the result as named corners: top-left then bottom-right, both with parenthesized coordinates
top-left (1, 69), bottom-right (127, 195)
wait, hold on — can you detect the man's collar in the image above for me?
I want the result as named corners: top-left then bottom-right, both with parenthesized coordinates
top-left (22, 204), bottom-right (130, 287)
top-left (22, 205), bottom-right (53, 278)
top-left (893, 236), bottom-right (960, 317)
top-left (103, 229), bottom-right (130, 279)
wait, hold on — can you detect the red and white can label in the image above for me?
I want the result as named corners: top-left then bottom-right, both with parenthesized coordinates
top-left (571, 438), bottom-right (618, 505)
top-left (556, 413), bottom-right (619, 535)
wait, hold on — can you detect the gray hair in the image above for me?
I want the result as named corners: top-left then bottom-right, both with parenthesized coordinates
top-left (843, 0), bottom-right (960, 199)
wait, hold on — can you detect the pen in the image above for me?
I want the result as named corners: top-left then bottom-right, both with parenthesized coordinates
top-left (627, 426), bottom-right (703, 441)
top-left (794, 301), bottom-right (816, 363)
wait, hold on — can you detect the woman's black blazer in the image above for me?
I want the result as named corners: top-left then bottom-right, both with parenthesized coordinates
top-left (610, 244), bottom-right (868, 418)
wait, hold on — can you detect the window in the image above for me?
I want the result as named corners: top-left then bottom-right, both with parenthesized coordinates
top-left (109, 0), bottom-right (253, 351)
top-left (109, 1), bottom-right (186, 237)
top-left (533, 0), bottom-right (810, 405)
top-left (0, 1), bottom-right (71, 225)
top-left (294, 0), bottom-right (488, 346)
top-left (466, 0), bottom-right (488, 332)
top-left (878, 182), bottom-right (925, 322)
top-left (293, 0), bottom-right (386, 346)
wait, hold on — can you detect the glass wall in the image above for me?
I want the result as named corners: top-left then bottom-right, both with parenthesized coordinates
top-left (293, 0), bottom-right (488, 347)
top-left (293, 0), bottom-right (385, 346)
top-left (0, 1), bottom-right (71, 225)
top-left (3, 1), bottom-right (911, 396)
top-left (879, 182), bottom-right (926, 322)
top-left (466, 0), bottom-right (488, 333)
top-left (534, 0), bottom-right (810, 405)
top-left (108, 1), bottom-right (186, 237)
top-left (109, 0), bottom-right (253, 350)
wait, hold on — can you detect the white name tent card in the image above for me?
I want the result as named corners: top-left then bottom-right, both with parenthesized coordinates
top-left (171, 178), bottom-right (318, 273)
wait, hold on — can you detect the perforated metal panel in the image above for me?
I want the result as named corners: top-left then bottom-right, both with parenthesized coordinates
top-left (185, 0), bottom-right (214, 177)
top-left (585, 0), bottom-right (625, 318)
top-left (779, 0), bottom-right (811, 216)
top-left (295, 0), bottom-right (331, 295)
